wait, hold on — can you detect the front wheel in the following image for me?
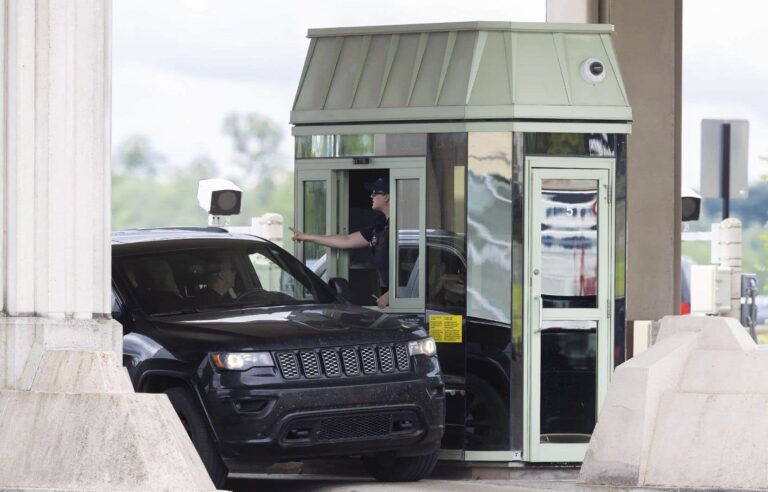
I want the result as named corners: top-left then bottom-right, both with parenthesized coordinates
top-left (361, 450), bottom-right (439, 482)
top-left (165, 387), bottom-right (228, 487)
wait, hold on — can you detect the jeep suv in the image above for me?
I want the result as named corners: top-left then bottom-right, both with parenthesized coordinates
top-left (111, 228), bottom-right (445, 486)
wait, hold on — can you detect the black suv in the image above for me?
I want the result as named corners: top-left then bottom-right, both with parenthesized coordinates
top-left (111, 228), bottom-right (444, 486)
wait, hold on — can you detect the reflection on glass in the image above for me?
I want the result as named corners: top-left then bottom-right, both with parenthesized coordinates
top-left (467, 133), bottom-right (513, 324)
top-left (425, 133), bottom-right (467, 451)
top-left (336, 134), bottom-right (375, 156)
top-left (295, 134), bottom-right (426, 158)
top-left (614, 134), bottom-right (628, 365)
top-left (303, 181), bottom-right (327, 280)
top-left (466, 133), bottom-right (513, 452)
top-left (540, 179), bottom-right (598, 309)
top-left (540, 320), bottom-right (597, 444)
top-left (396, 179), bottom-right (419, 298)
top-left (524, 133), bottom-right (616, 157)
top-left (426, 134), bottom-right (467, 313)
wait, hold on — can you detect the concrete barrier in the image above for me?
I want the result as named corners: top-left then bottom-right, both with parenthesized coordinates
top-left (0, 350), bottom-right (218, 491)
top-left (580, 315), bottom-right (767, 489)
top-left (579, 316), bottom-right (768, 488)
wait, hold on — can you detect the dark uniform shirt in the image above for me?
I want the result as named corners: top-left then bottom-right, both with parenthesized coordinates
top-left (360, 217), bottom-right (389, 292)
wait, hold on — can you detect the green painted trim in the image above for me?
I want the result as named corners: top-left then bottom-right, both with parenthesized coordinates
top-left (377, 34), bottom-right (400, 107)
top-left (295, 157), bottom-right (425, 171)
top-left (291, 121), bottom-right (632, 136)
top-left (295, 169), bottom-right (333, 262)
top-left (406, 33), bottom-right (429, 106)
top-left (307, 22), bottom-right (614, 38)
top-left (465, 31), bottom-right (487, 105)
top-left (293, 38), bottom-right (317, 110)
top-left (600, 33), bottom-right (629, 106)
top-left (505, 31), bottom-right (517, 103)
top-left (523, 160), bottom-right (615, 463)
top-left (388, 166), bottom-right (427, 311)
top-left (464, 451), bottom-right (522, 462)
top-left (321, 37), bottom-right (345, 109)
top-left (435, 31), bottom-right (456, 106)
top-left (553, 33), bottom-right (572, 105)
top-left (290, 103), bottom-right (632, 125)
top-left (349, 35), bottom-right (371, 109)
top-left (464, 104), bottom-right (632, 120)
top-left (438, 449), bottom-right (465, 461)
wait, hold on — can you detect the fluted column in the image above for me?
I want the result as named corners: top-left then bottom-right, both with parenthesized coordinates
top-left (1, 0), bottom-right (118, 389)
top-left (0, 2), bottom-right (219, 489)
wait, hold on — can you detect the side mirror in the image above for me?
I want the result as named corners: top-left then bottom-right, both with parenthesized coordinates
top-left (328, 277), bottom-right (352, 302)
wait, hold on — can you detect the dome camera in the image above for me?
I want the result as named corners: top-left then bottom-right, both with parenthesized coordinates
top-left (580, 58), bottom-right (606, 84)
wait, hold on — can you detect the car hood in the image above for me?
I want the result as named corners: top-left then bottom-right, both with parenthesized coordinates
top-left (147, 303), bottom-right (427, 351)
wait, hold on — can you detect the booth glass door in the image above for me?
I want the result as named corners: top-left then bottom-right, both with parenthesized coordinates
top-left (295, 158), bottom-right (425, 312)
top-left (525, 161), bottom-right (613, 462)
top-left (296, 169), bottom-right (340, 280)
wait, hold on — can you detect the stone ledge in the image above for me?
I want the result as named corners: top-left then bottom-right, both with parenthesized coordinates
top-left (0, 390), bottom-right (217, 491)
top-left (0, 349), bottom-right (221, 491)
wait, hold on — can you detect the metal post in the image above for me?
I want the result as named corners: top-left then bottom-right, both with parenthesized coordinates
top-left (721, 123), bottom-right (731, 219)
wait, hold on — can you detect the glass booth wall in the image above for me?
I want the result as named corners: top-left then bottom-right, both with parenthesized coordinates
top-left (465, 132), bottom-right (517, 452)
top-left (425, 133), bottom-right (467, 450)
top-left (293, 131), bottom-right (626, 457)
top-left (295, 134), bottom-right (427, 158)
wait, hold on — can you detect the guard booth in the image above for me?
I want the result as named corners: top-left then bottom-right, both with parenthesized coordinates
top-left (290, 22), bottom-right (631, 464)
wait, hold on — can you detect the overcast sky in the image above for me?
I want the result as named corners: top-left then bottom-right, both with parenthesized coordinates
top-left (113, 0), bottom-right (768, 189)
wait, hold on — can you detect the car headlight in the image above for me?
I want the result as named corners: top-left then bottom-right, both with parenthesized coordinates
top-left (211, 352), bottom-right (274, 371)
top-left (408, 337), bottom-right (437, 357)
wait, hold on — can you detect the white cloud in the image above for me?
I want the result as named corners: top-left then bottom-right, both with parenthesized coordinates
top-left (114, 0), bottom-right (767, 192)
top-left (682, 0), bottom-right (768, 189)
top-left (113, 0), bottom-right (546, 168)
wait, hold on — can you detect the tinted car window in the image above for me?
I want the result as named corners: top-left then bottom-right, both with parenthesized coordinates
top-left (117, 243), bottom-right (336, 315)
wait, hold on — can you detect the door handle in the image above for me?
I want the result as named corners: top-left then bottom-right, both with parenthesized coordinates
top-left (534, 294), bottom-right (543, 333)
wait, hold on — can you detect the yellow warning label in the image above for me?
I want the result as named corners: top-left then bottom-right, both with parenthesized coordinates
top-left (429, 315), bottom-right (463, 343)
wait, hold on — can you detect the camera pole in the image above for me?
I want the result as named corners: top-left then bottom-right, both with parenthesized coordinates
top-left (721, 123), bottom-right (731, 220)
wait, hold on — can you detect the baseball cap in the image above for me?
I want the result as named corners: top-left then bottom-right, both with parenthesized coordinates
top-left (364, 177), bottom-right (389, 194)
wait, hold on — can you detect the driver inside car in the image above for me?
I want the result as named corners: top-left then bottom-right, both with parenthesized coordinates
top-left (197, 256), bottom-right (238, 305)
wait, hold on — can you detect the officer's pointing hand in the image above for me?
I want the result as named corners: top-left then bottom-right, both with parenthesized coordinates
top-left (289, 227), bottom-right (305, 243)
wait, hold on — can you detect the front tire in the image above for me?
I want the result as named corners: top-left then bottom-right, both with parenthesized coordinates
top-left (165, 387), bottom-right (228, 487)
top-left (361, 450), bottom-right (439, 482)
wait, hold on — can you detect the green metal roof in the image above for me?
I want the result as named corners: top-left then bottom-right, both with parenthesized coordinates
top-left (291, 22), bottom-right (631, 126)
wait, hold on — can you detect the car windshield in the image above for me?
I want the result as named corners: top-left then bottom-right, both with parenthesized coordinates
top-left (118, 242), bottom-right (336, 315)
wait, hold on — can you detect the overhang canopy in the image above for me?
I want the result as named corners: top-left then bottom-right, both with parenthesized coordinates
top-left (291, 22), bottom-right (632, 126)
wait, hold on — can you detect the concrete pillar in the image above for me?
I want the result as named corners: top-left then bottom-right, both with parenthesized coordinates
top-left (547, 0), bottom-right (684, 327)
top-left (0, 1), bottom-right (217, 489)
top-left (1, 0), bottom-right (117, 388)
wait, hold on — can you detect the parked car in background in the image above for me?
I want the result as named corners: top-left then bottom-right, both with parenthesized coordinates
top-left (111, 228), bottom-right (445, 486)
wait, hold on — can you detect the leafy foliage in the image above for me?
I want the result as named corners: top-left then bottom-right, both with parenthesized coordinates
top-left (112, 113), bottom-right (293, 234)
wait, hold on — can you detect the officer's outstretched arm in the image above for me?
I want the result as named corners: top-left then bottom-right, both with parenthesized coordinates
top-left (289, 228), bottom-right (368, 250)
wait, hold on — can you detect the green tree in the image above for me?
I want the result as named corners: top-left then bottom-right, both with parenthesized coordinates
top-left (113, 134), bottom-right (164, 177)
top-left (222, 112), bottom-right (283, 180)
top-left (113, 113), bottom-right (294, 233)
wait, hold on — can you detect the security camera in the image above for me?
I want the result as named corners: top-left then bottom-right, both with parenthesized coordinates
top-left (197, 179), bottom-right (243, 216)
top-left (681, 186), bottom-right (702, 222)
top-left (581, 58), bottom-right (606, 84)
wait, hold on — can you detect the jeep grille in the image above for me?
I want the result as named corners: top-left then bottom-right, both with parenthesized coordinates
top-left (275, 343), bottom-right (410, 380)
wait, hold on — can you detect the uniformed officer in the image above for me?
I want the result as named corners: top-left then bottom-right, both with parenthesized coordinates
top-left (290, 177), bottom-right (390, 308)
